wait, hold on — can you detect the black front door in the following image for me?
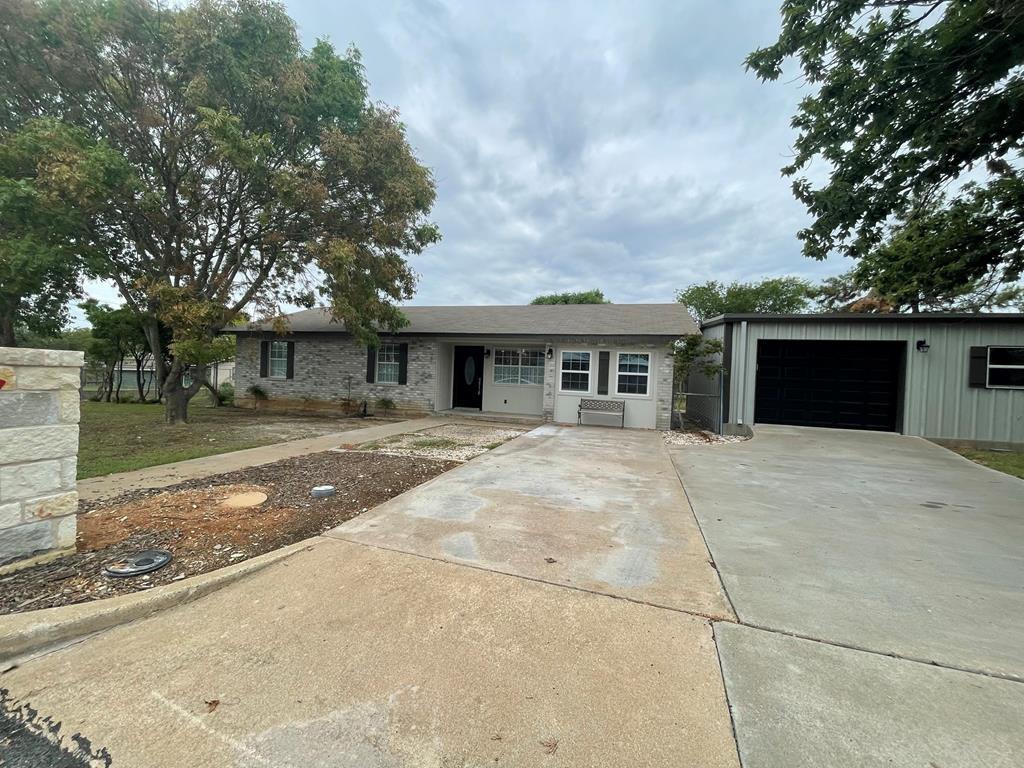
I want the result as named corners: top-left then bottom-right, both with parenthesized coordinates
top-left (452, 345), bottom-right (484, 409)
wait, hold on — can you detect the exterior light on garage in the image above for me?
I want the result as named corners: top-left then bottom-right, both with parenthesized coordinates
top-left (916, 339), bottom-right (930, 353)
top-left (483, 348), bottom-right (491, 359)
top-left (546, 347), bottom-right (554, 360)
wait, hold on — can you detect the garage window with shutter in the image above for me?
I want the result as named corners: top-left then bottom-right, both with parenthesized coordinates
top-left (987, 347), bottom-right (1024, 389)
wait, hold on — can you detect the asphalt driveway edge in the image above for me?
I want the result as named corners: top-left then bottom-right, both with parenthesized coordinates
top-left (0, 537), bottom-right (322, 665)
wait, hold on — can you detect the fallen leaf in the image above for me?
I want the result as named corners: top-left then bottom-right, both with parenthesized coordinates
top-left (544, 557), bottom-right (557, 564)
top-left (540, 738), bottom-right (558, 755)
top-left (205, 699), bottom-right (220, 713)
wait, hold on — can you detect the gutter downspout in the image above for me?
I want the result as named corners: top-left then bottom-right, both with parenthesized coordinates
top-left (736, 321), bottom-right (748, 425)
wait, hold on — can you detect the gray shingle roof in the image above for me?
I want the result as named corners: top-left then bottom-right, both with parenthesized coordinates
top-left (240, 304), bottom-right (697, 338)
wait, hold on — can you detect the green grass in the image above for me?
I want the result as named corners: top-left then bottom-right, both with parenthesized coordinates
top-left (78, 401), bottom-right (299, 479)
top-left (483, 441), bottom-right (505, 450)
top-left (953, 448), bottom-right (1024, 480)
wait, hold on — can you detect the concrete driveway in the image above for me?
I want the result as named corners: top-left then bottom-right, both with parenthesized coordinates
top-left (0, 425), bottom-right (739, 768)
top-left (333, 424), bottom-right (732, 618)
top-left (673, 426), bottom-right (1024, 767)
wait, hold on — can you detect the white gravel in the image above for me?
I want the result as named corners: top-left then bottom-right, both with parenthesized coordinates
top-left (661, 429), bottom-right (748, 446)
top-left (361, 424), bottom-right (527, 462)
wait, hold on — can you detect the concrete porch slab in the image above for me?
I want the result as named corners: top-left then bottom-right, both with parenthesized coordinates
top-left (331, 424), bottom-right (734, 619)
top-left (0, 539), bottom-right (740, 768)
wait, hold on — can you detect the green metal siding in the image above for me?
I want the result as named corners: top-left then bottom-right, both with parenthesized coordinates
top-left (723, 319), bottom-right (1024, 444)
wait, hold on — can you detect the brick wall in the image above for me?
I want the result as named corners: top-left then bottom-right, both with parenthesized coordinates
top-left (0, 347), bottom-right (83, 568)
top-left (234, 335), bottom-right (438, 415)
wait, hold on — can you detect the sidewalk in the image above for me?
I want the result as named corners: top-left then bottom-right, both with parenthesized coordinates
top-left (77, 416), bottom-right (450, 502)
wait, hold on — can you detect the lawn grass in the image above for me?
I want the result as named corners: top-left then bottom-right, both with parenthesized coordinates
top-left (78, 400), bottom-right (303, 479)
top-left (408, 437), bottom-right (465, 450)
top-left (952, 447), bottom-right (1024, 480)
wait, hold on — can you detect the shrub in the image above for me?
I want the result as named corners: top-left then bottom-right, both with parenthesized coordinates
top-left (218, 382), bottom-right (235, 405)
top-left (375, 397), bottom-right (396, 416)
top-left (246, 384), bottom-right (268, 409)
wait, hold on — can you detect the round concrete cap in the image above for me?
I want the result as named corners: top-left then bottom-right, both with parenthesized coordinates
top-left (311, 485), bottom-right (336, 498)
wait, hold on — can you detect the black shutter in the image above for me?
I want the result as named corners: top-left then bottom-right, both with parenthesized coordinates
top-left (398, 343), bottom-right (409, 385)
top-left (259, 340), bottom-right (269, 378)
top-left (597, 351), bottom-right (610, 395)
top-left (968, 346), bottom-right (988, 388)
top-left (285, 342), bottom-right (295, 379)
top-left (366, 346), bottom-right (377, 383)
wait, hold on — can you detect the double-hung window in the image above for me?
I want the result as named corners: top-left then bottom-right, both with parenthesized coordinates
top-left (494, 348), bottom-right (544, 385)
top-left (988, 347), bottom-right (1024, 388)
top-left (376, 342), bottom-right (401, 385)
top-left (268, 340), bottom-right (289, 379)
top-left (560, 351), bottom-right (591, 392)
top-left (616, 352), bottom-right (650, 395)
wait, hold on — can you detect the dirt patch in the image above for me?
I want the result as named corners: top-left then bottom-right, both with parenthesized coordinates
top-left (361, 424), bottom-right (526, 461)
top-left (0, 451), bottom-right (457, 616)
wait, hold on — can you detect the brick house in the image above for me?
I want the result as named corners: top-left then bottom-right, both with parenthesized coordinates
top-left (232, 304), bottom-right (697, 430)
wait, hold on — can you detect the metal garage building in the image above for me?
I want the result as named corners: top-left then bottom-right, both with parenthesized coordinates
top-left (690, 313), bottom-right (1024, 448)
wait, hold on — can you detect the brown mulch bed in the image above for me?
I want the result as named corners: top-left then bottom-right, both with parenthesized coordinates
top-left (0, 451), bottom-right (457, 616)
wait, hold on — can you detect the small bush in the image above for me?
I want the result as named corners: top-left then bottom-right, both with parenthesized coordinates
top-left (375, 397), bottom-right (396, 416)
top-left (218, 382), bottom-right (235, 405)
top-left (246, 384), bottom-right (268, 409)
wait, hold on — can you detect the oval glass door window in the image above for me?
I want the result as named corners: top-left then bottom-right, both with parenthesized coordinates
top-left (464, 356), bottom-right (476, 385)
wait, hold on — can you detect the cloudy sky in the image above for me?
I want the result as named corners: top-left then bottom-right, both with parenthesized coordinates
top-left (85, 0), bottom-right (849, 312)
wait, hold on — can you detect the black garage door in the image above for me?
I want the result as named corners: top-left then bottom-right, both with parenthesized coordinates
top-left (754, 340), bottom-right (903, 432)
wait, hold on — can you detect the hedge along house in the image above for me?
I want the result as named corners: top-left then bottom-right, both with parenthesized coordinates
top-left (687, 313), bottom-right (1024, 448)
top-left (232, 304), bottom-right (697, 430)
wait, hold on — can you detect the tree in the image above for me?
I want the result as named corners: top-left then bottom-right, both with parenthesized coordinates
top-left (813, 185), bottom-right (1024, 313)
top-left (530, 289), bottom-right (610, 305)
top-left (0, 119), bottom-right (129, 345)
top-left (676, 278), bottom-right (813, 323)
top-left (747, 2), bottom-right (1024, 293)
top-left (1, 0), bottom-right (439, 422)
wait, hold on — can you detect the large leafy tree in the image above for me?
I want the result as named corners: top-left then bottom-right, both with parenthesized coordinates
top-left (676, 277), bottom-right (813, 323)
top-left (530, 289), bottom-right (610, 305)
top-left (747, 1), bottom-right (1024, 297)
top-left (0, 119), bottom-right (129, 345)
top-left (1, 0), bottom-right (439, 422)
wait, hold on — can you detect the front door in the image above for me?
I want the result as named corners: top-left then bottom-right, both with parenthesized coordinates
top-left (452, 345), bottom-right (484, 410)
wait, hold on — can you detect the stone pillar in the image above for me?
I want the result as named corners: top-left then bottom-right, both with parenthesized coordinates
top-left (0, 347), bottom-right (84, 569)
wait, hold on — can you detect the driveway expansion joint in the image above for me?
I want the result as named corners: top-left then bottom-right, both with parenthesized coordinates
top-left (325, 533), bottom-right (733, 623)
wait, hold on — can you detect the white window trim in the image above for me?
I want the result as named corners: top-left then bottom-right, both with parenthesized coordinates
top-left (987, 345), bottom-right (1024, 390)
top-left (268, 340), bottom-right (289, 380)
top-left (376, 342), bottom-right (401, 386)
top-left (558, 350), bottom-right (592, 394)
top-left (492, 347), bottom-right (545, 387)
top-left (614, 351), bottom-right (652, 399)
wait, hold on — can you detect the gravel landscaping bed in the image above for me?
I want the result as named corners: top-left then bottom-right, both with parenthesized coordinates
top-left (359, 424), bottom-right (526, 461)
top-left (0, 451), bottom-right (457, 616)
top-left (662, 429), bottom-right (748, 446)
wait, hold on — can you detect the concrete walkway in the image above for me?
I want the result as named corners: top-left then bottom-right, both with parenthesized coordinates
top-left (2, 426), bottom-right (740, 768)
top-left (674, 426), bottom-right (1024, 768)
top-left (77, 416), bottom-right (450, 502)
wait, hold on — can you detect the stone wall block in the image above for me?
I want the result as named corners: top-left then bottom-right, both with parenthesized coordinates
top-left (0, 425), bottom-right (78, 464)
top-left (15, 366), bottom-right (82, 391)
top-left (0, 460), bottom-right (63, 500)
top-left (23, 491), bottom-right (78, 520)
top-left (0, 502), bottom-right (22, 530)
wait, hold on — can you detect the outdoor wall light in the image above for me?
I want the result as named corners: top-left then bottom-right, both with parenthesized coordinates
top-left (483, 348), bottom-right (491, 359)
top-left (546, 347), bottom-right (554, 360)
top-left (916, 339), bottom-right (930, 353)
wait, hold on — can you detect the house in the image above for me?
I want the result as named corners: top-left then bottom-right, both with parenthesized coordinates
top-left (688, 313), bottom-right (1024, 448)
top-left (232, 304), bottom-right (697, 429)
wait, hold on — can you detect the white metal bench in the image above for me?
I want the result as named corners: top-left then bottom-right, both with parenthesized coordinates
top-left (577, 398), bottom-right (626, 428)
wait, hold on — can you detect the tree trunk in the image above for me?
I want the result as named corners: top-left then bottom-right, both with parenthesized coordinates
top-left (134, 353), bottom-right (148, 402)
top-left (0, 314), bottom-right (15, 347)
top-left (165, 386), bottom-right (189, 423)
top-left (115, 356), bottom-right (124, 403)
